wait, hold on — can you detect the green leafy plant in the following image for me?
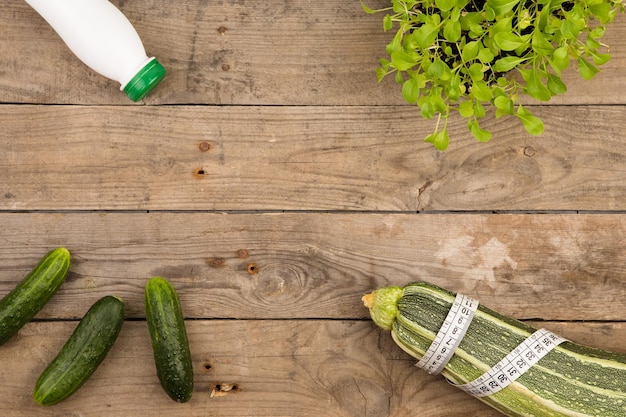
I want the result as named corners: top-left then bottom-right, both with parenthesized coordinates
top-left (363, 0), bottom-right (624, 150)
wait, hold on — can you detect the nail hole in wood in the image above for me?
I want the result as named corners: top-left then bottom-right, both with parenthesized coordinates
top-left (207, 258), bottom-right (226, 268)
top-left (210, 383), bottom-right (239, 398)
top-left (247, 263), bottom-right (257, 274)
top-left (194, 168), bottom-right (208, 177)
top-left (524, 146), bottom-right (536, 157)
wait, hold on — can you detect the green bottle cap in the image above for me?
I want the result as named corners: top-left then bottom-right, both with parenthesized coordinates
top-left (123, 58), bottom-right (166, 102)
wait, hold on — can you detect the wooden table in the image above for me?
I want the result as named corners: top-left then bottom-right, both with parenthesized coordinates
top-left (1, 1), bottom-right (625, 416)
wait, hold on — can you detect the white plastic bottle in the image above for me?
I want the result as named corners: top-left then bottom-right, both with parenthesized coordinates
top-left (24, 0), bottom-right (166, 101)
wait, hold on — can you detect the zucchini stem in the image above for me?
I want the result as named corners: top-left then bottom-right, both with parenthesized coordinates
top-left (362, 286), bottom-right (404, 331)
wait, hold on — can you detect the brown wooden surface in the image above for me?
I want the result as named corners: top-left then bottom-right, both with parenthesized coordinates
top-left (1, 0), bottom-right (625, 105)
top-left (0, 212), bottom-right (624, 322)
top-left (0, 0), bottom-right (625, 416)
top-left (1, 104), bottom-right (626, 211)
top-left (0, 321), bottom-right (624, 417)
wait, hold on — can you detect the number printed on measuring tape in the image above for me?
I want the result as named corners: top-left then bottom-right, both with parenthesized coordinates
top-left (416, 293), bottom-right (479, 375)
top-left (453, 328), bottom-right (567, 397)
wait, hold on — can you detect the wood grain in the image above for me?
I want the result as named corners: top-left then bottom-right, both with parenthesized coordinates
top-left (0, 0), bottom-right (624, 105)
top-left (1, 105), bottom-right (625, 211)
top-left (0, 320), bottom-right (623, 417)
top-left (1, 0), bottom-right (625, 415)
top-left (0, 212), bottom-right (623, 321)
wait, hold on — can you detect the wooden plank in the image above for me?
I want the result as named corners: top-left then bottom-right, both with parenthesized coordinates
top-left (1, 105), bottom-right (626, 211)
top-left (0, 212), bottom-right (623, 321)
top-left (0, 1), bottom-right (624, 105)
top-left (0, 319), bottom-right (623, 417)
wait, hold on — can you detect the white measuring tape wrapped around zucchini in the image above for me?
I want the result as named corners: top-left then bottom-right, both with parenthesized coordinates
top-left (362, 282), bottom-right (626, 417)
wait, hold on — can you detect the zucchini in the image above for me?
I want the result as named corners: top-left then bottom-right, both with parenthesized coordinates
top-left (363, 282), bottom-right (626, 417)
top-left (33, 295), bottom-right (125, 406)
top-left (144, 276), bottom-right (194, 402)
top-left (0, 247), bottom-right (70, 345)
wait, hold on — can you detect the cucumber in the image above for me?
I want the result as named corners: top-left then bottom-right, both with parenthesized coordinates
top-left (144, 276), bottom-right (194, 402)
top-left (0, 247), bottom-right (70, 345)
top-left (363, 282), bottom-right (626, 417)
top-left (33, 295), bottom-right (125, 406)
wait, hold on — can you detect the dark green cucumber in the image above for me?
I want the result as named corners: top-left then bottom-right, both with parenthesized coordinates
top-left (145, 276), bottom-right (194, 402)
top-left (0, 247), bottom-right (71, 345)
top-left (33, 295), bottom-right (125, 406)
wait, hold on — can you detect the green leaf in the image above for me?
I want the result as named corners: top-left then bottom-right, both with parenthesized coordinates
top-left (462, 41), bottom-right (481, 62)
top-left (516, 105), bottom-right (544, 136)
top-left (547, 73), bottom-right (567, 95)
top-left (385, 31), bottom-right (403, 54)
top-left (494, 95), bottom-right (514, 115)
top-left (427, 13), bottom-right (442, 26)
top-left (402, 77), bottom-right (421, 103)
top-left (468, 120), bottom-right (492, 142)
top-left (471, 81), bottom-right (493, 102)
top-left (436, 0), bottom-right (456, 11)
top-left (439, 60), bottom-right (452, 81)
top-left (560, 20), bottom-right (580, 40)
top-left (390, 51), bottom-right (419, 71)
top-left (414, 23), bottom-right (440, 49)
top-left (493, 56), bottom-right (527, 72)
top-left (458, 100), bottom-right (475, 118)
top-left (586, 37), bottom-right (601, 50)
top-left (431, 129), bottom-right (450, 150)
top-left (531, 31), bottom-right (554, 56)
top-left (392, 1), bottom-right (407, 13)
top-left (494, 32), bottom-right (527, 51)
top-left (427, 60), bottom-right (445, 79)
top-left (551, 46), bottom-right (570, 71)
top-left (424, 129), bottom-right (450, 151)
top-left (380, 58), bottom-right (391, 71)
top-left (395, 70), bottom-right (404, 84)
top-left (486, 0), bottom-right (520, 15)
top-left (578, 57), bottom-right (599, 80)
top-left (419, 97), bottom-right (436, 119)
top-left (591, 52), bottom-right (611, 66)
top-left (468, 62), bottom-right (485, 81)
top-left (477, 48), bottom-right (495, 64)
top-left (491, 16), bottom-right (513, 34)
top-left (524, 69), bottom-right (552, 102)
top-left (360, 1), bottom-right (389, 14)
top-left (460, 12), bottom-right (485, 37)
top-left (589, 26), bottom-right (607, 40)
top-left (537, 4), bottom-right (551, 29)
top-left (518, 8), bottom-right (532, 29)
top-left (447, 75), bottom-right (462, 101)
top-left (590, 3), bottom-right (612, 23)
top-left (473, 100), bottom-right (486, 118)
top-left (451, 6), bottom-right (462, 21)
top-left (383, 14), bottom-right (394, 31)
top-left (375, 67), bottom-right (387, 82)
top-left (430, 90), bottom-right (448, 113)
top-left (416, 73), bottom-right (428, 88)
top-left (443, 20), bottom-right (462, 42)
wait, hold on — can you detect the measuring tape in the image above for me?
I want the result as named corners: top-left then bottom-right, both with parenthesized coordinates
top-left (453, 328), bottom-right (568, 397)
top-left (416, 293), bottom-right (479, 375)
top-left (415, 292), bottom-right (568, 398)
